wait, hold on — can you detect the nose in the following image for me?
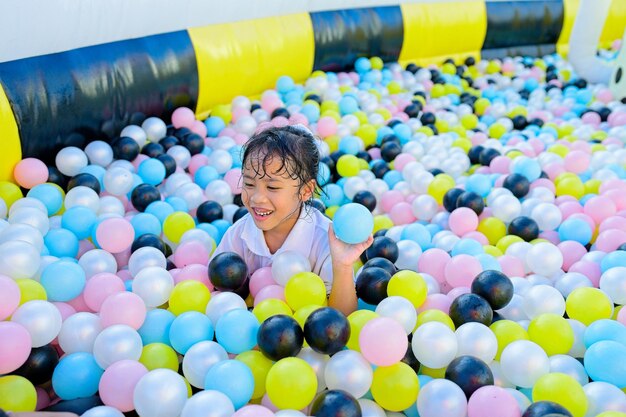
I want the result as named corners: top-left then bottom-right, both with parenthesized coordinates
top-left (247, 186), bottom-right (267, 205)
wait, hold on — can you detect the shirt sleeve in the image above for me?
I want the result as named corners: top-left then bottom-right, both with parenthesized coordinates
top-left (318, 253), bottom-right (334, 295)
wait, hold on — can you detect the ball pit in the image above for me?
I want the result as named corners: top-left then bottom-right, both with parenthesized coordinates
top-left (2, 48), bottom-right (626, 417)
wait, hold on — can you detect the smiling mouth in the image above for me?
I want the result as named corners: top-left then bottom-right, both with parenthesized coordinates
top-left (253, 208), bottom-right (274, 217)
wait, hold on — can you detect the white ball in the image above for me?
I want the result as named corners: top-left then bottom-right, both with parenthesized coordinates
top-left (526, 242), bottom-right (563, 277)
top-left (65, 186), bottom-right (100, 212)
top-left (93, 324), bottom-right (143, 368)
top-left (208, 149), bottom-right (233, 174)
top-left (141, 117), bottom-right (167, 142)
top-left (85, 141), bottom-right (114, 167)
top-left (103, 167), bottom-right (134, 196)
top-left (132, 266), bottom-right (174, 308)
top-left (204, 180), bottom-right (233, 206)
top-left (167, 145), bottom-right (192, 170)
top-left (121, 125), bottom-right (148, 148)
top-left (56, 146), bottom-right (88, 176)
top-left (11, 300), bottom-right (63, 347)
top-left (271, 250), bottom-right (311, 286)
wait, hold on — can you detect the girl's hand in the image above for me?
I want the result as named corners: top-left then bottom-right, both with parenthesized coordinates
top-left (328, 224), bottom-right (374, 268)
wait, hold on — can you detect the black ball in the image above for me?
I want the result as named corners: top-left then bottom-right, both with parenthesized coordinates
top-left (233, 194), bottom-right (244, 207)
top-left (131, 233), bottom-right (166, 255)
top-left (512, 115), bottom-right (528, 130)
top-left (173, 127), bottom-right (193, 139)
top-left (456, 191), bottom-right (484, 215)
top-left (47, 166), bottom-right (68, 189)
top-left (522, 401), bottom-right (574, 417)
top-left (180, 133), bottom-right (205, 155)
top-left (208, 252), bottom-right (248, 291)
top-left (371, 160), bottom-right (391, 179)
top-left (365, 236), bottom-right (399, 263)
top-left (158, 135), bottom-right (180, 151)
top-left (380, 134), bottom-right (400, 144)
top-left (197, 200), bottom-right (224, 223)
top-left (445, 355), bottom-right (494, 399)
top-left (465, 56), bottom-right (476, 66)
top-left (491, 311), bottom-right (505, 323)
top-left (310, 390), bottom-right (361, 417)
top-left (401, 341), bottom-right (421, 373)
top-left (528, 117), bottom-right (545, 128)
top-left (356, 150), bottom-right (372, 163)
top-left (404, 103), bottom-right (421, 118)
top-left (271, 107), bottom-right (290, 119)
top-left (233, 207), bottom-right (249, 223)
top-left (250, 103), bottom-right (262, 112)
top-left (306, 94), bottom-right (323, 105)
top-left (257, 314), bottom-right (303, 361)
top-left (141, 142), bottom-right (165, 158)
top-left (129, 112), bottom-right (146, 126)
top-left (321, 156), bottom-right (336, 175)
top-left (67, 173), bottom-right (101, 194)
top-left (356, 267), bottom-right (391, 305)
top-left (13, 344), bottom-right (59, 385)
top-left (503, 173), bottom-right (530, 198)
top-left (598, 107), bottom-right (611, 122)
top-left (471, 270), bottom-right (514, 310)
top-left (387, 120), bottom-right (403, 129)
top-left (353, 191), bottom-right (377, 212)
top-left (43, 395), bottom-right (103, 414)
top-left (112, 136), bottom-right (140, 161)
top-left (508, 216), bottom-right (539, 241)
top-left (309, 199), bottom-right (326, 214)
top-left (304, 307), bottom-right (351, 355)
top-left (157, 154), bottom-right (177, 178)
top-left (330, 150), bottom-right (346, 165)
top-left (363, 257), bottom-right (397, 277)
top-left (420, 112), bottom-right (436, 125)
top-left (406, 63), bottom-right (421, 74)
top-left (373, 229), bottom-right (388, 238)
top-left (429, 168), bottom-right (444, 177)
top-left (130, 184), bottom-right (161, 212)
top-left (479, 147), bottom-right (501, 166)
top-left (468, 146), bottom-right (484, 165)
top-left (443, 188), bottom-right (465, 212)
top-left (449, 293), bottom-right (493, 327)
top-left (381, 141), bottom-right (402, 162)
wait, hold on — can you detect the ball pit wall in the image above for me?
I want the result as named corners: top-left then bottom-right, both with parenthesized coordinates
top-left (0, 0), bottom-right (625, 182)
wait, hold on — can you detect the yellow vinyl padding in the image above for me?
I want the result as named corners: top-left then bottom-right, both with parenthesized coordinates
top-left (0, 82), bottom-right (21, 182)
top-left (399, 1), bottom-right (487, 67)
top-left (189, 13), bottom-right (315, 119)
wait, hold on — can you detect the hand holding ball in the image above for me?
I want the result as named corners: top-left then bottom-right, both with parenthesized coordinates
top-left (332, 203), bottom-right (374, 244)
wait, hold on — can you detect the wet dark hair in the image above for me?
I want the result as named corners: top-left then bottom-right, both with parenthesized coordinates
top-left (241, 125), bottom-right (321, 201)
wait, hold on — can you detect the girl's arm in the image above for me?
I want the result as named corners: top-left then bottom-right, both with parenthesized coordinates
top-left (327, 224), bottom-right (374, 316)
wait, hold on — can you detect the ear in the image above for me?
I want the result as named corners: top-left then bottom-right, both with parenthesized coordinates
top-left (300, 179), bottom-right (316, 201)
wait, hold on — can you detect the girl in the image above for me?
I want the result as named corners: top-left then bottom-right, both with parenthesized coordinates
top-left (210, 124), bottom-right (373, 315)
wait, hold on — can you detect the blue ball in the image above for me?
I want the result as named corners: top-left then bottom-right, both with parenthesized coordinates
top-left (61, 206), bottom-right (97, 240)
top-left (44, 228), bottom-right (79, 258)
top-left (318, 163), bottom-right (331, 186)
top-left (40, 260), bottom-right (86, 302)
top-left (451, 238), bottom-right (484, 256)
top-left (600, 251), bottom-right (626, 272)
top-left (333, 203), bottom-right (374, 244)
top-left (465, 174), bottom-right (492, 198)
top-left (354, 57), bottom-right (372, 73)
top-left (204, 359), bottom-right (254, 409)
top-left (165, 197), bottom-right (188, 213)
top-left (376, 126), bottom-right (394, 144)
top-left (339, 96), bottom-right (359, 115)
top-left (194, 165), bottom-right (220, 189)
top-left (52, 353), bottom-right (103, 400)
top-left (339, 136), bottom-right (362, 155)
top-left (276, 75), bottom-right (295, 94)
top-left (558, 218), bottom-right (592, 245)
top-left (229, 145), bottom-right (244, 168)
top-left (393, 123), bottom-right (412, 143)
top-left (211, 219), bottom-right (232, 242)
top-left (146, 201), bottom-right (175, 224)
top-left (205, 117), bottom-right (226, 137)
top-left (321, 184), bottom-right (345, 207)
top-left (383, 170), bottom-right (403, 189)
top-left (476, 253), bottom-right (502, 272)
top-left (584, 319), bottom-right (626, 347)
top-left (512, 157), bottom-right (542, 181)
top-left (131, 212), bottom-right (162, 237)
top-left (169, 312), bottom-right (214, 355)
top-left (138, 309), bottom-right (176, 345)
top-left (27, 184), bottom-right (63, 216)
top-left (401, 223), bottom-right (431, 249)
top-left (215, 309), bottom-right (260, 354)
top-left (301, 103), bottom-right (321, 123)
top-left (138, 158), bottom-right (166, 186)
top-left (584, 340), bottom-right (626, 387)
top-left (197, 223), bottom-right (220, 243)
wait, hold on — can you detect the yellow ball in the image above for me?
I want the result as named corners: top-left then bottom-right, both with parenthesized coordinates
top-left (483, 245), bottom-right (503, 257)
top-left (417, 126), bottom-right (435, 136)
top-left (325, 205), bottom-right (339, 219)
top-left (435, 119), bottom-right (449, 133)
top-left (321, 101), bottom-right (340, 114)
top-left (597, 412), bottom-right (626, 417)
top-left (285, 272), bottom-right (327, 311)
top-left (163, 212), bottom-right (195, 244)
top-left (474, 98), bottom-right (490, 116)
top-left (584, 179), bottom-right (601, 195)
top-left (139, 343), bottom-right (180, 371)
top-left (0, 181), bottom-right (23, 209)
top-left (387, 270), bottom-right (428, 309)
top-left (556, 177), bottom-right (585, 199)
top-left (461, 114), bottom-right (479, 130)
top-left (490, 320), bottom-right (529, 360)
top-left (387, 81), bottom-right (403, 95)
top-left (428, 175), bottom-right (455, 205)
top-left (353, 111), bottom-right (369, 125)
top-left (419, 364), bottom-right (447, 378)
top-left (266, 358), bottom-right (317, 410)
top-left (415, 309), bottom-right (455, 331)
top-left (431, 84), bottom-right (446, 98)
top-left (371, 363), bottom-right (420, 412)
top-left (373, 215), bottom-right (394, 233)
top-left (566, 287), bottom-right (613, 326)
top-left (336, 154), bottom-right (360, 177)
top-left (549, 144), bottom-right (569, 158)
top-left (528, 314), bottom-right (574, 356)
top-left (294, 305), bottom-right (324, 329)
top-left (496, 235), bottom-right (524, 253)
top-left (486, 60), bottom-right (501, 74)
top-left (321, 110), bottom-right (341, 123)
top-left (533, 373), bottom-right (588, 417)
top-left (169, 281), bottom-right (211, 315)
top-left (375, 108), bottom-right (392, 121)
top-left (488, 123), bottom-right (507, 139)
top-left (211, 104), bottom-right (232, 125)
top-left (15, 279), bottom-right (47, 304)
top-left (478, 217), bottom-right (507, 246)
top-left (324, 135), bottom-right (340, 153)
top-left (236, 350), bottom-right (274, 399)
top-left (0, 375), bottom-right (37, 411)
top-left (370, 57), bottom-right (384, 70)
top-left (346, 310), bottom-right (378, 351)
top-left (442, 62), bottom-right (457, 75)
top-left (356, 124), bottom-right (378, 148)
top-left (452, 138), bottom-right (472, 153)
top-left (253, 299), bottom-right (292, 323)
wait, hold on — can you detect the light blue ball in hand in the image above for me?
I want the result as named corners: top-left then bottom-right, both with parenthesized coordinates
top-left (333, 203), bottom-right (374, 244)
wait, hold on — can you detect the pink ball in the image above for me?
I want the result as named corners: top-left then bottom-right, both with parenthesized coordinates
top-left (448, 207), bottom-right (479, 236)
top-left (359, 317), bottom-right (408, 366)
top-left (224, 168), bottom-right (243, 195)
top-left (389, 202), bottom-right (417, 225)
top-left (569, 260), bottom-right (601, 287)
top-left (584, 196), bottom-right (617, 225)
top-left (418, 248), bottom-right (451, 283)
top-left (394, 154), bottom-right (416, 172)
top-left (447, 286), bottom-right (471, 300)
top-left (0, 322), bottom-right (32, 374)
top-left (83, 272), bottom-right (126, 312)
top-left (489, 156), bottom-right (511, 174)
top-left (52, 302), bottom-right (77, 321)
top-left (191, 120), bottom-right (208, 138)
top-left (100, 291), bottom-right (147, 329)
top-left (174, 241), bottom-right (210, 268)
top-left (271, 116), bottom-right (289, 127)
top-left (232, 405), bottom-right (275, 417)
top-left (417, 293), bottom-right (452, 314)
top-left (171, 107), bottom-right (196, 129)
top-left (463, 231), bottom-right (489, 245)
top-left (132, 154), bottom-right (149, 170)
top-left (35, 387), bottom-right (51, 411)
top-left (316, 116), bottom-right (338, 138)
top-left (261, 393), bottom-right (280, 413)
top-left (538, 230), bottom-right (560, 245)
top-left (604, 189), bottom-right (626, 212)
top-left (220, 127), bottom-right (237, 138)
top-left (609, 112), bottom-right (626, 128)
top-left (498, 255), bottom-right (525, 278)
top-left (380, 190), bottom-right (405, 213)
top-left (544, 163), bottom-right (566, 181)
top-left (289, 113), bottom-right (309, 126)
top-left (188, 154), bottom-right (209, 177)
top-left (445, 255), bottom-right (482, 288)
top-left (261, 96), bottom-right (283, 114)
top-left (249, 267), bottom-right (275, 297)
top-left (233, 133), bottom-right (249, 145)
top-left (96, 218), bottom-right (135, 254)
top-left (599, 216), bottom-right (626, 233)
top-left (471, 132), bottom-right (488, 146)
top-left (595, 229), bottom-right (626, 252)
top-left (14, 158), bottom-right (48, 189)
top-left (596, 88), bottom-right (613, 104)
top-left (0, 274), bottom-right (20, 320)
top-left (175, 264), bottom-right (212, 289)
top-left (368, 148), bottom-right (381, 160)
top-left (559, 201), bottom-right (583, 219)
top-left (530, 179), bottom-right (556, 194)
top-left (99, 359), bottom-right (148, 411)
top-left (254, 285), bottom-right (285, 306)
top-left (66, 292), bottom-right (94, 313)
top-left (564, 150), bottom-right (590, 173)
top-left (617, 306), bottom-right (626, 326)
top-left (468, 386), bottom-right (520, 417)
top-left (557, 241), bottom-right (587, 271)
top-left (600, 178), bottom-right (626, 194)
top-left (113, 247), bottom-right (132, 269)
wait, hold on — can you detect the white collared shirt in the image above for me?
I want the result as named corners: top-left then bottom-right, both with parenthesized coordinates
top-left (209, 206), bottom-right (334, 293)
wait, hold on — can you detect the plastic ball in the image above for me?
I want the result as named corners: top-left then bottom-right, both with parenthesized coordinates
top-left (371, 362), bottom-right (420, 411)
top-left (271, 250), bottom-right (311, 286)
top-left (11, 300), bottom-right (62, 348)
top-left (209, 252), bottom-right (248, 291)
top-left (532, 373), bottom-right (587, 417)
top-left (471, 270), bottom-right (513, 310)
top-left (266, 357), bottom-right (318, 410)
top-left (134, 369), bottom-right (188, 417)
top-left (257, 314), bottom-right (303, 361)
top-left (356, 267), bottom-right (391, 305)
top-left (332, 203), bottom-right (374, 244)
top-left (302, 307), bottom-right (350, 355)
top-left (417, 378), bottom-right (467, 417)
top-left (565, 287), bottom-right (613, 325)
top-left (359, 317), bottom-right (407, 366)
top-left (449, 294), bottom-right (493, 327)
top-left (324, 350), bottom-right (373, 399)
top-left (285, 272), bottom-right (327, 311)
top-left (0, 375), bottom-right (37, 412)
top-left (412, 321), bottom-right (458, 369)
top-left (52, 352), bottom-right (104, 400)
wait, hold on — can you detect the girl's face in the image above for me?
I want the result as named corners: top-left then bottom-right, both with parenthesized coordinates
top-left (241, 152), bottom-right (314, 237)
